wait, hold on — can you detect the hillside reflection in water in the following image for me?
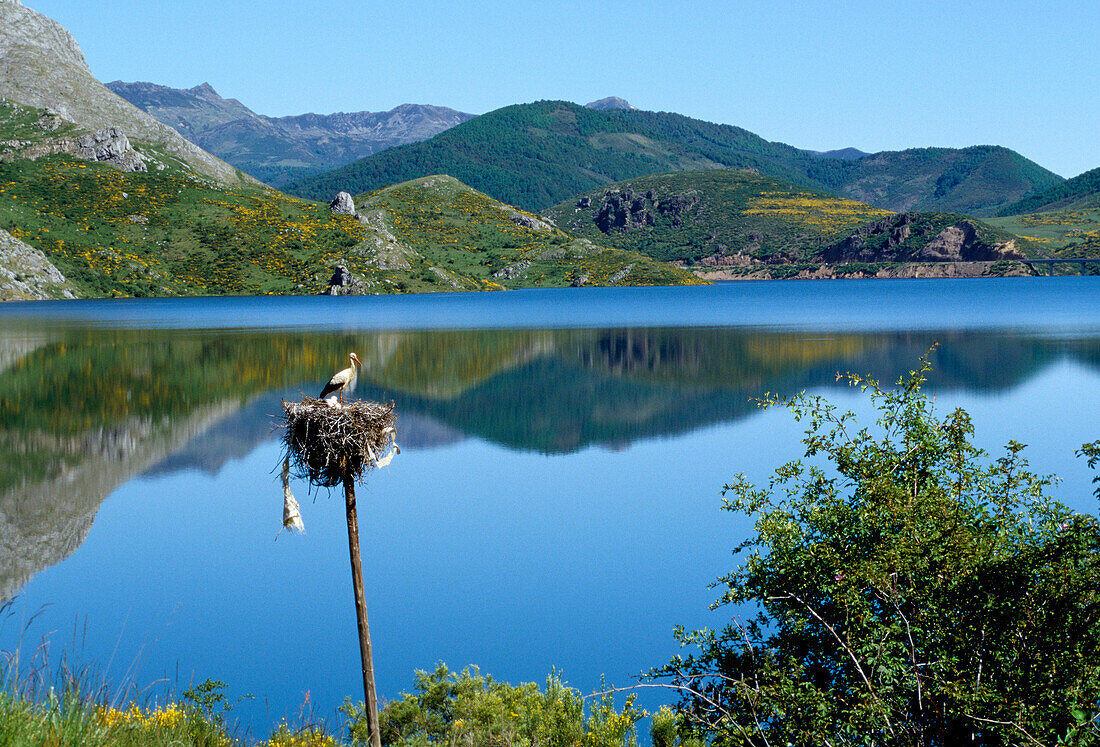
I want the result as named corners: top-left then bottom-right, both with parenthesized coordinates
top-left (1, 311), bottom-right (1098, 737)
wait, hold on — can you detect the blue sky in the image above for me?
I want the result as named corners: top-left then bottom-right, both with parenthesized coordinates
top-left (31, 0), bottom-right (1100, 178)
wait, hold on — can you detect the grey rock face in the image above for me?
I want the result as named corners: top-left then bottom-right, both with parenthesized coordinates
top-left (585, 97), bottom-right (635, 111)
top-left (493, 260), bottom-right (532, 280)
top-left (0, 228), bottom-right (76, 300)
top-left (495, 204), bottom-right (554, 231)
top-left (330, 191), bottom-right (356, 215)
top-left (6, 127), bottom-right (148, 171)
top-left (822, 213), bottom-right (1024, 263)
top-left (324, 265), bottom-right (367, 295)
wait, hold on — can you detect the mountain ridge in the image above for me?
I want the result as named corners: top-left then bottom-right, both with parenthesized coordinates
top-left (282, 100), bottom-right (1062, 216)
top-left (999, 165), bottom-right (1100, 215)
top-left (107, 80), bottom-right (476, 186)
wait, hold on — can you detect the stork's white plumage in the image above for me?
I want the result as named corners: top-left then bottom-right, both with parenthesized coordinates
top-left (320, 352), bottom-right (361, 401)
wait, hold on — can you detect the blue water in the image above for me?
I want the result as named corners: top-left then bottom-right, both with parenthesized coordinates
top-left (2, 277), bottom-right (1098, 334)
top-left (1, 279), bottom-right (1098, 739)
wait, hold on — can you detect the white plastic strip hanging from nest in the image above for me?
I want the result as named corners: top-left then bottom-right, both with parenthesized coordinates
top-left (278, 425), bottom-right (400, 535)
top-left (280, 454), bottom-right (305, 536)
top-left (368, 425), bottom-right (400, 468)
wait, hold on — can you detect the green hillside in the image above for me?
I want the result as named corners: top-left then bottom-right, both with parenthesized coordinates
top-left (986, 166), bottom-right (1100, 267)
top-left (986, 208), bottom-right (1100, 266)
top-left (543, 169), bottom-right (891, 263)
top-left (999, 166), bottom-right (1100, 215)
top-left (0, 100), bottom-right (367, 297)
top-left (349, 175), bottom-right (703, 291)
top-left (283, 100), bottom-right (1061, 216)
top-left (0, 101), bottom-right (698, 298)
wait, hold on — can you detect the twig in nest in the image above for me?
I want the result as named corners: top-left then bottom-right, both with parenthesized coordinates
top-left (281, 397), bottom-right (398, 488)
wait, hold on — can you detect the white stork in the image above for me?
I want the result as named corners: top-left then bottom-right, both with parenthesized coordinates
top-left (320, 352), bottom-right (361, 402)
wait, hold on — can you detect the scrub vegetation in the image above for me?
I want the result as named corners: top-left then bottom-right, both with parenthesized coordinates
top-left (650, 352), bottom-right (1100, 745)
top-left (0, 151), bottom-right (370, 297)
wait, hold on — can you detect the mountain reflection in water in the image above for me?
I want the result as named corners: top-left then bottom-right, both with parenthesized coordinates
top-left (2, 324), bottom-right (1098, 602)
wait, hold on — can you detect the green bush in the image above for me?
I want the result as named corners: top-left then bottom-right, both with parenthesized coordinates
top-left (342, 664), bottom-right (643, 747)
top-left (653, 350), bottom-right (1100, 745)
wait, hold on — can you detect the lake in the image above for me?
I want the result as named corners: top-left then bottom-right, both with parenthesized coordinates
top-left (1, 278), bottom-right (1098, 738)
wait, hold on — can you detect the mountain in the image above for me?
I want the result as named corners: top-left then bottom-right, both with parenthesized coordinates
top-left (107, 80), bottom-right (476, 187)
top-left (998, 166), bottom-right (1100, 215)
top-left (343, 175), bottom-right (702, 292)
top-left (282, 100), bottom-right (1062, 216)
top-left (0, 0), bottom-right (250, 186)
top-left (104, 81), bottom-right (259, 139)
top-left (543, 169), bottom-right (890, 263)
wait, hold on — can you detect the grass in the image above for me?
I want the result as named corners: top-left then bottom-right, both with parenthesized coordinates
top-left (0, 685), bottom-right (337, 746)
top-left (351, 175), bottom-right (704, 291)
top-left (986, 208), bottom-right (1100, 273)
top-left (0, 648), bottom-right (652, 747)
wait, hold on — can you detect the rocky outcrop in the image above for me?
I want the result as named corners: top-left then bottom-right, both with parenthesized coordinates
top-left (323, 265), bottom-right (367, 295)
top-left (330, 191), bottom-right (356, 215)
top-left (0, 228), bottom-right (77, 300)
top-left (495, 204), bottom-right (554, 231)
top-left (590, 187), bottom-right (700, 233)
top-left (5, 127), bottom-right (148, 171)
top-left (822, 213), bottom-right (1025, 263)
top-left (585, 97), bottom-right (635, 111)
top-left (493, 260), bottom-right (532, 280)
top-left (0, 1), bottom-right (253, 185)
top-left (609, 263), bottom-right (635, 284)
top-left (353, 209), bottom-right (418, 270)
top-left (916, 224), bottom-right (1024, 262)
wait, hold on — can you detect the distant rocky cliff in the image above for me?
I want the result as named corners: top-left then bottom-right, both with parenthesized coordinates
top-left (108, 81), bottom-right (475, 186)
top-left (821, 213), bottom-right (1026, 263)
top-left (584, 97), bottom-right (635, 111)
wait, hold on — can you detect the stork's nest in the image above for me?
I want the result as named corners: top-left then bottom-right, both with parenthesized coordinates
top-left (281, 397), bottom-right (397, 487)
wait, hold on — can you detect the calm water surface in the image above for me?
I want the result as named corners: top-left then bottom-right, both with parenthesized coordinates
top-left (1, 279), bottom-right (1098, 737)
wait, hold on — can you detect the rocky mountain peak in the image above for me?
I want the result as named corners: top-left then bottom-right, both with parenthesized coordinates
top-left (585, 97), bottom-right (635, 111)
top-left (189, 82), bottom-right (220, 98)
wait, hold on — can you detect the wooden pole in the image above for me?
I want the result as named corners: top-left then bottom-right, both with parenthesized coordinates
top-left (344, 476), bottom-right (382, 747)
